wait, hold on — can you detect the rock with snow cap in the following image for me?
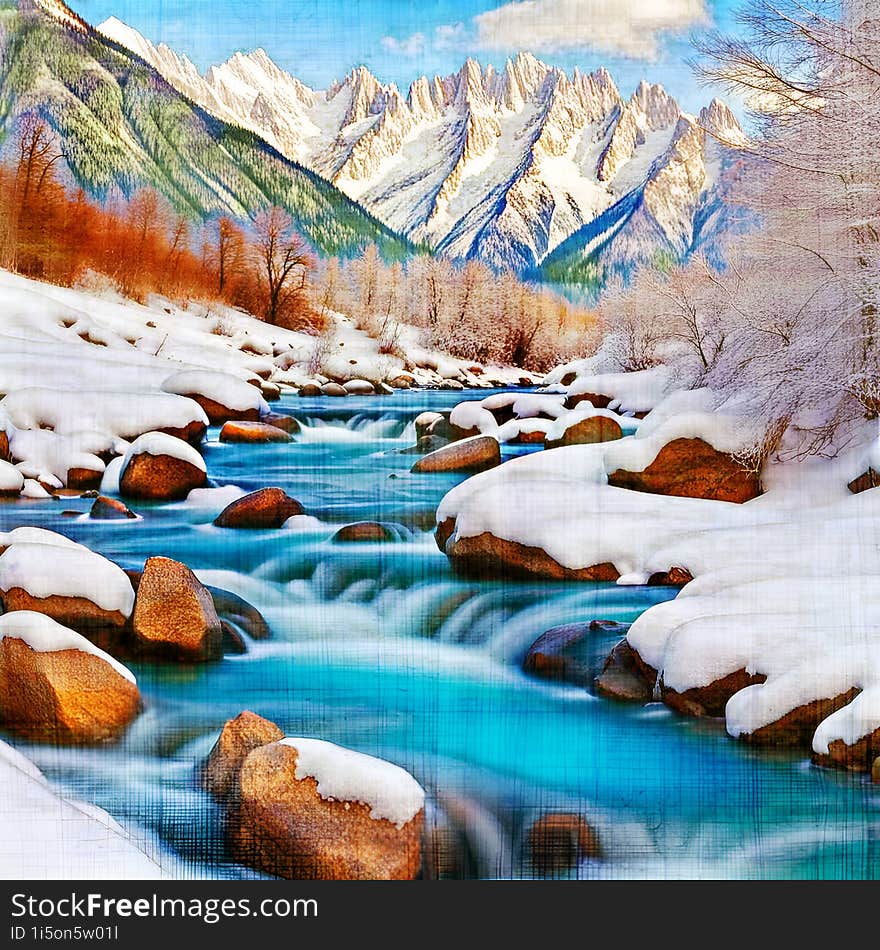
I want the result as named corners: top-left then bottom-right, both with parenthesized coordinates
top-left (119, 432), bottom-right (207, 501)
top-left (230, 738), bottom-right (425, 880)
top-left (202, 711), bottom-right (284, 801)
top-left (0, 611), bottom-right (139, 744)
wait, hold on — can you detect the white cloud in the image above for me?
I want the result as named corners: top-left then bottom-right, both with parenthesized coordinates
top-left (434, 22), bottom-right (468, 51)
top-left (473, 0), bottom-right (709, 60)
top-left (381, 32), bottom-right (427, 57)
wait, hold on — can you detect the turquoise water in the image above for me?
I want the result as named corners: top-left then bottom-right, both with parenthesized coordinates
top-left (4, 391), bottom-right (878, 879)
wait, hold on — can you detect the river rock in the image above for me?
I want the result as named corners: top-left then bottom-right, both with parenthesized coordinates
top-left (202, 711), bottom-right (284, 801)
top-left (594, 639), bottom-right (655, 704)
top-left (214, 488), bottom-right (304, 529)
top-left (526, 814), bottom-right (601, 876)
top-left (119, 434), bottom-right (207, 501)
top-left (298, 384), bottom-right (322, 397)
top-left (131, 557), bottom-right (222, 662)
top-left (332, 522), bottom-right (395, 543)
top-left (219, 421), bottom-right (292, 444)
top-left (545, 415), bottom-right (623, 449)
top-left (389, 375), bottom-right (412, 390)
top-left (849, 468), bottom-right (878, 494)
top-left (415, 412), bottom-right (444, 441)
top-left (523, 622), bottom-right (629, 689)
top-left (260, 382), bottom-right (281, 402)
top-left (607, 438), bottom-right (762, 503)
top-left (437, 519), bottom-right (620, 582)
top-left (67, 467), bottom-right (104, 490)
top-left (738, 687), bottom-right (861, 747)
top-left (0, 612), bottom-right (139, 744)
top-left (412, 436), bottom-right (500, 475)
top-left (647, 567), bottom-right (694, 587)
top-left (89, 496), bottom-right (137, 520)
top-left (230, 739), bottom-right (425, 880)
top-left (262, 413), bottom-right (301, 435)
top-left (343, 379), bottom-right (375, 395)
top-left (187, 394), bottom-right (260, 425)
top-left (157, 418), bottom-right (208, 447)
top-left (814, 726), bottom-right (880, 773)
top-left (207, 587), bottom-right (272, 641)
top-left (664, 669), bottom-right (767, 719)
top-left (565, 391), bottom-right (612, 410)
top-left (426, 417), bottom-right (476, 443)
top-left (320, 383), bottom-right (348, 397)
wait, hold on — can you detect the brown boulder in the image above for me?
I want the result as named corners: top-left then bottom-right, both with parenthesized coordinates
top-left (120, 447), bottom-right (206, 501)
top-left (594, 639), bottom-right (655, 704)
top-left (230, 741), bottom-right (424, 880)
top-left (89, 496), bottom-right (137, 520)
top-left (565, 391), bottom-right (612, 411)
top-left (201, 711), bottom-right (284, 801)
top-left (663, 668), bottom-right (767, 719)
top-left (527, 814), bottom-right (601, 876)
top-left (219, 422), bottom-right (292, 444)
top-left (813, 726), bottom-right (880, 773)
top-left (647, 567), bottom-right (694, 587)
top-left (67, 467), bottom-right (104, 490)
top-left (415, 412), bottom-right (444, 441)
top-left (0, 430), bottom-right (9, 461)
top-left (608, 438), bottom-right (761, 503)
top-left (214, 488), bottom-right (304, 529)
top-left (849, 468), bottom-right (879, 495)
top-left (131, 557), bottom-right (222, 662)
top-left (0, 626), bottom-right (139, 744)
top-left (320, 383), bottom-right (348, 397)
top-left (1, 590), bottom-right (128, 633)
top-left (298, 384), bottom-right (322, 397)
top-left (187, 394), bottom-right (260, 425)
top-left (262, 413), bottom-right (301, 435)
top-left (332, 522), bottom-right (395, 543)
top-left (412, 436), bottom-right (500, 475)
top-left (440, 524), bottom-right (619, 583)
top-left (740, 688), bottom-right (861, 747)
top-left (156, 419), bottom-right (207, 447)
top-left (546, 415), bottom-right (623, 450)
top-left (426, 417), bottom-right (478, 443)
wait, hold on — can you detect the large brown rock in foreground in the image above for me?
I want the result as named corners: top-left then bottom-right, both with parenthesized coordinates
top-left (0, 623), bottom-right (139, 744)
top-left (230, 741), bottom-right (424, 880)
top-left (202, 711), bottom-right (284, 801)
top-left (412, 436), bottom-right (500, 475)
top-left (214, 488), bottom-right (304, 529)
top-left (608, 438), bottom-right (761, 503)
top-left (437, 519), bottom-right (619, 582)
top-left (131, 557), bottom-right (222, 661)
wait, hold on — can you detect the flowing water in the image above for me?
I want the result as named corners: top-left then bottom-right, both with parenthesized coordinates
top-left (3, 390), bottom-right (878, 879)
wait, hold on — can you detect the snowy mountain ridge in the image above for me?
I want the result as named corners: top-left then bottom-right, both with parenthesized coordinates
top-left (99, 17), bottom-right (750, 276)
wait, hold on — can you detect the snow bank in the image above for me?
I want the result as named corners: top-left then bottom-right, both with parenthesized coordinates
top-left (0, 740), bottom-right (164, 879)
top-left (279, 738), bottom-right (425, 828)
top-left (10, 429), bottom-right (105, 485)
top-left (0, 611), bottom-right (136, 683)
top-left (161, 371), bottom-right (268, 414)
top-left (0, 543), bottom-right (135, 616)
top-left (813, 687), bottom-right (880, 753)
top-left (1, 388), bottom-right (208, 441)
top-left (122, 433), bottom-right (207, 473)
top-left (565, 367), bottom-right (672, 413)
top-left (0, 460), bottom-right (24, 493)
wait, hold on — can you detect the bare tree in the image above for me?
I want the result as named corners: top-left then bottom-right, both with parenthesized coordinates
top-left (252, 207), bottom-right (313, 327)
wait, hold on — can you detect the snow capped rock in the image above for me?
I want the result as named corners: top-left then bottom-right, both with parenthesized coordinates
top-left (99, 18), bottom-right (747, 275)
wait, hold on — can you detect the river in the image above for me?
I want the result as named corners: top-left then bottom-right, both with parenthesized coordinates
top-left (4, 390), bottom-right (878, 879)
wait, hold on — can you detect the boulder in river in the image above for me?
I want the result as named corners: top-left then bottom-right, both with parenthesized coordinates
top-left (89, 495), bottom-right (137, 520)
top-left (202, 711), bottom-right (284, 801)
top-left (214, 488), bottom-right (304, 529)
top-left (119, 433), bottom-right (207, 501)
top-left (0, 611), bottom-right (139, 744)
top-left (298, 383), bottom-right (322, 397)
top-left (131, 556), bottom-right (222, 662)
top-left (813, 725), bottom-right (880, 773)
top-left (261, 412), bottom-right (301, 435)
top-left (343, 379), bottom-right (375, 395)
top-left (594, 638), bottom-right (655, 704)
top-left (734, 687), bottom-right (861, 747)
top-left (608, 438), bottom-right (762, 503)
top-left (66, 467), bottom-right (104, 491)
top-left (320, 383), bottom-right (348, 397)
top-left (332, 522), bottom-right (395, 543)
top-left (412, 436), bottom-right (500, 475)
top-left (230, 739), bottom-right (425, 880)
top-left (523, 621), bottom-right (629, 689)
top-left (414, 412), bottom-right (444, 441)
top-left (219, 421), bottom-right (292, 444)
top-left (526, 813), bottom-right (601, 876)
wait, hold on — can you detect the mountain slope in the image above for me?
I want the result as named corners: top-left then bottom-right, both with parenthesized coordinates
top-left (0, 0), bottom-right (412, 260)
top-left (539, 100), bottom-right (753, 290)
top-left (99, 16), bottom-right (749, 276)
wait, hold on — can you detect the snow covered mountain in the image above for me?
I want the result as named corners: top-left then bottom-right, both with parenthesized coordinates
top-left (0, 1), bottom-right (410, 261)
top-left (100, 16), bottom-right (750, 275)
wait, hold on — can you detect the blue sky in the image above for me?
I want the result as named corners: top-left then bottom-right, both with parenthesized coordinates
top-left (72, 0), bottom-right (746, 113)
